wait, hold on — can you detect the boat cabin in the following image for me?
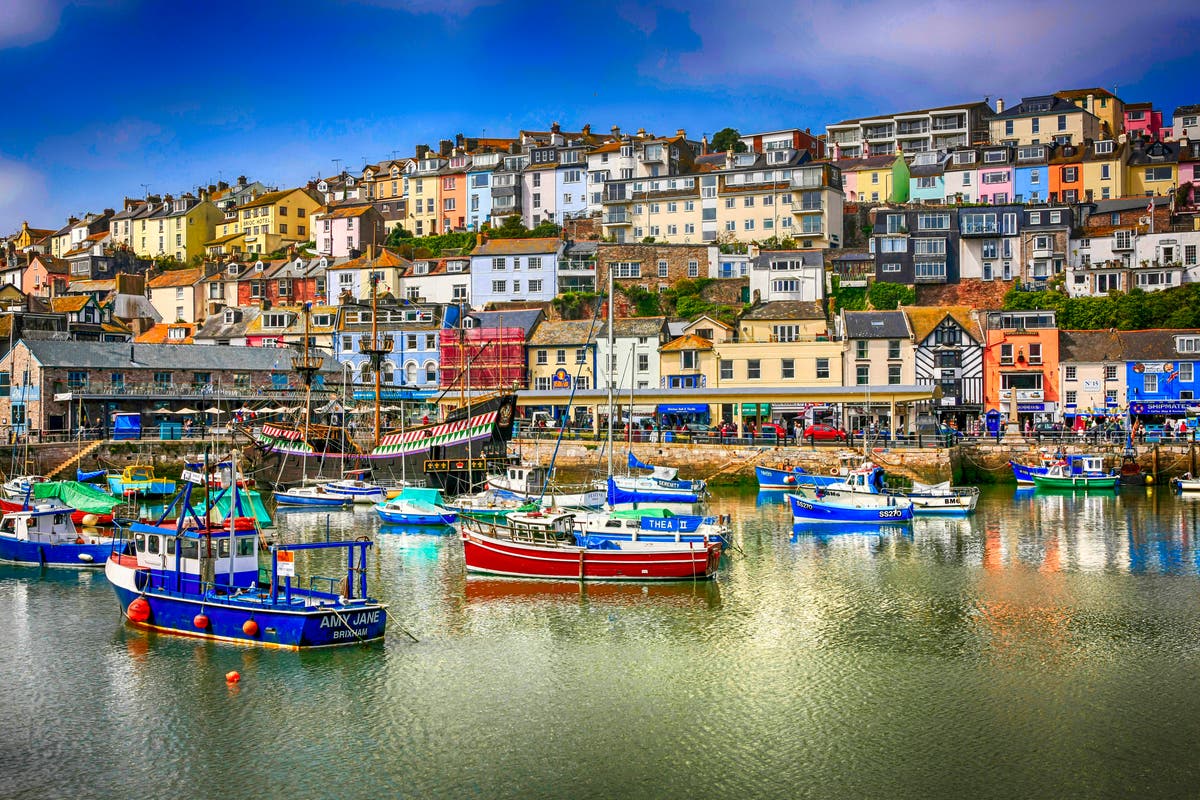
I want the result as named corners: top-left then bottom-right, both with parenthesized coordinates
top-left (497, 510), bottom-right (576, 546)
top-left (501, 464), bottom-right (550, 495)
top-left (0, 506), bottom-right (79, 544)
top-left (130, 524), bottom-right (260, 594)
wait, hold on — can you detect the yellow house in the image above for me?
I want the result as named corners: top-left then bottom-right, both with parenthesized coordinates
top-left (405, 154), bottom-right (446, 236)
top-left (204, 187), bottom-right (322, 257)
top-left (362, 159), bottom-right (410, 202)
top-left (10, 221), bottom-right (55, 251)
top-left (1080, 139), bottom-right (1127, 201)
top-left (990, 95), bottom-right (1102, 146)
top-left (131, 195), bottom-right (223, 262)
top-left (1125, 139), bottom-right (1179, 197)
top-left (527, 320), bottom-right (598, 394)
top-left (1056, 88), bottom-right (1124, 139)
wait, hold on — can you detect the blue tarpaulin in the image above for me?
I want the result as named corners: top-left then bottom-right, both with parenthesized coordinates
top-left (112, 413), bottom-right (140, 440)
top-left (627, 451), bottom-right (655, 471)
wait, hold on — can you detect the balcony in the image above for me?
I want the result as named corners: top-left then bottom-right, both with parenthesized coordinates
top-left (641, 146), bottom-right (666, 163)
top-left (961, 221), bottom-right (999, 236)
top-left (1000, 389), bottom-right (1044, 401)
top-left (557, 259), bottom-right (597, 273)
top-left (603, 212), bottom-right (631, 225)
top-left (896, 123), bottom-right (929, 136)
top-left (864, 127), bottom-right (895, 141)
top-left (931, 116), bottom-right (966, 131)
top-left (791, 201), bottom-right (824, 213)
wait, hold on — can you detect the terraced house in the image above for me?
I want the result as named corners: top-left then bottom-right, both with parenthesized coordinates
top-left (991, 95), bottom-right (1102, 147)
top-left (131, 195), bottom-right (222, 262)
top-left (205, 187), bottom-right (322, 257)
top-left (906, 307), bottom-right (985, 427)
top-left (334, 301), bottom-right (442, 401)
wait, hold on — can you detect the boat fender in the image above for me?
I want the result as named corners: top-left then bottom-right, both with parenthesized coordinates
top-left (194, 614), bottom-right (210, 629)
top-left (225, 671), bottom-right (240, 684)
top-left (242, 619), bottom-right (259, 637)
top-left (127, 598), bottom-right (151, 623)
top-left (75, 537), bottom-right (85, 544)
top-left (784, 476), bottom-right (796, 485)
top-left (81, 514), bottom-right (100, 527)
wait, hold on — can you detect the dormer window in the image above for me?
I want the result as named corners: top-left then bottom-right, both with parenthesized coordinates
top-left (984, 150), bottom-right (1007, 163)
top-left (254, 260), bottom-right (265, 272)
top-left (262, 312), bottom-right (290, 329)
top-left (953, 150), bottom-right (976, 165)
top-left (447, 260), bottom-right (466, 273)
top-left (168, 326), bottom-right (187, 341)
top-left (223, 309), bottom-right (239, 323)
top-left (413, 262), bottom-right (430, 275)
top-left (228, 264), bottom-right (240, 276)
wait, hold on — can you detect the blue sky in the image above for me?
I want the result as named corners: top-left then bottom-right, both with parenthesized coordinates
top-left (2, 0), bottom-right (1199, 233)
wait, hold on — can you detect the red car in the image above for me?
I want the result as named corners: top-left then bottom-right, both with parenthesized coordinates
top-left (803, 423), bottom-right (847, 441)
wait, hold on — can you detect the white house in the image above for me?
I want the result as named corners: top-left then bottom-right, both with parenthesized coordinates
top-left (469, 237), bottom-right (562, 308)
top-left (595, 317), bottom-right (668, 393)
top-left (750, 250), bottom-right (825, 303)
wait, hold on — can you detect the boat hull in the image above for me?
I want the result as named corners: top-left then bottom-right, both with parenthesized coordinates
top-left (0, 535), bottom-right (121, 568)
top-left (374, 505), bottom-right (457, 526)
top-left (906, 493), bottom-right (979, 516)
top-left (105, 557), bottom-right (386, 649)
top-left (788, 493), bottom-right (914, 523)
top-left (1174, 478), bottom-right (1200, 492)
top-left (755, 465), bottom-right (841, 490)
top-left (460, 530), bottom-right (720, 582)
top-left (1030, 474), bottom-right (1120, 490)
top-left (1009, 461), bottom-right (1047, 485)
top-left (274, 491), bottom-right (348, 508)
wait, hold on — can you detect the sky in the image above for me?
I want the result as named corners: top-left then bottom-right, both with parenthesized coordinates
top-left (2, 0), bottom-right (1200, 233)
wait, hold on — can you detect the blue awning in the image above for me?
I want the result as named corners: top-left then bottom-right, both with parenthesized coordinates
top-left (657, 403), bottom-right (709, 414)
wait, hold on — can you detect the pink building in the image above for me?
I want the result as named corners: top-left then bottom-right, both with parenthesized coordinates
top-left (313, 204), bottom-right (385, 258)
top-left (1123, 102), bottom-right (1163, 139)
top-left (23, 254), bottom-right (69, 297)
top-left (977, 166), bottom-right (1014, 205)
top-left (1180, 138), bottom-right (1200, 208)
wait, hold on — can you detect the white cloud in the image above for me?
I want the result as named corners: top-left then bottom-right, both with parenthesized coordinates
top-left (0, 157), bottom-right (52, 234)
top-left (0, 0), bottom-right (64, 48)
top-left (626, 0), bottom-right (1200, 111)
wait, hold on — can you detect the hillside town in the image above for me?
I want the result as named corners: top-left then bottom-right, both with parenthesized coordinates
top-left (3, 88), bottom-right (1200, 439)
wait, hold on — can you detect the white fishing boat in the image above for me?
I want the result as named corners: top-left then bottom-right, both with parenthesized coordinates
top-left (486, 462), bottom-right (605, 509)
top-left (888, 481), bottom-right (979, 516)
top-left (3, 475), bottom-right (48, 500)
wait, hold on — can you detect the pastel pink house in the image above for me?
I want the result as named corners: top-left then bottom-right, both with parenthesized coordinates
top-left (312, 204), bottom-right (386, 258)
top-left (1123, 102), bottom-right (1163, 139)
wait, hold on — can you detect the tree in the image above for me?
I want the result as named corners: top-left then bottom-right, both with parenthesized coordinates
top-left (710, 127), bottom-right (747, 154)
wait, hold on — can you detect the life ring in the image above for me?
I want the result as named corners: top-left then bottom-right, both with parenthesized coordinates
top-left (829, 467), bottom-right (838, 476)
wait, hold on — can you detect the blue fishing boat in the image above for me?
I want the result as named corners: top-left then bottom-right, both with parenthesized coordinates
top-left (104, 484), bottom-right (387, 649)
top-left (610, 452), bottom-right (706, 499)
top-left (605, 477), bottom-right (703, 512)
top-left (572, 507), bottom-right (730, 546)
top-left (375, 487), bottom-right (458, 526)
top-left (757, 453), bottom-right (879, 490)
top-left (787, 491), bottom-right (913, 524)
top-left (321, 472), bottom-right (386, 505)
top-left (0, 504), bottom-right (127, 568)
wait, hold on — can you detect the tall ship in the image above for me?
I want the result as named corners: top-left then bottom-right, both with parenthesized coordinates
top-left (239, 287), bottom-right (518, 494)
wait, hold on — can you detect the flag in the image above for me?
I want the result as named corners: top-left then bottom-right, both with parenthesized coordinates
top-left (1148, 198), bottom-right (1154, 216)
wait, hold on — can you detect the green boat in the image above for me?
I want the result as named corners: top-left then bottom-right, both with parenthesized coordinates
top-left (1030, 465), bottom-right (1119, 490)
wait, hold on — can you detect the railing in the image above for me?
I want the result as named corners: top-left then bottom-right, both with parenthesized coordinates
top-left (897, 124), bottom-right (929, 136)
top-left (50, 381), bottom-right (331, 398)
top-left (791, 201), bottom-right (824, 213)
top-left (931, 120), bottom-right (965, 131)
top-left (603, 212), bottom-right (631, 224)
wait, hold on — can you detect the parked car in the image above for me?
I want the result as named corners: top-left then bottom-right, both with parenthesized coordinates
top-left (803, 423), bottom-right (847, 442)
top-left (757, 422), bottom-right (788, 439)
top-left (852, 427), bottom-right (892, 441)
top-left (1033, 422), bottom-right (1061, 436)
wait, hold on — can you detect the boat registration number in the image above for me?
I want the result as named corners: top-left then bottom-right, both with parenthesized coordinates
top-left (878, 509), bottom-right (904, 519)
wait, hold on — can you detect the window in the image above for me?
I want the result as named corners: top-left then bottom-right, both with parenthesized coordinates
top-left (719, 359), bottom-right (733, 380)
top-left (612, 262), bottom-right (641, 279)
top-left (536, 350), bottom-right (548, 365)
top-left (1145, 167), bottom-right (1172, 182)
top-left (686, 259), bottom-right (700, 278)
top-left (1000, 343), bottom-right (1014, 365)
top-left (1065, 390), bottom-right (1077, 405)
top-left (1145, 373), bottom-right (1159, 394)
top-left (491, 280), bottom-right (506, 293)
top-left (813, 358), bottom-right (829, 380)
top-left (637, 353), bottom-right (649, 372)
top-left (856, 340), bottom-right (868, 359)
top-left (888, 364), bottom-right (901, 385)
top-left (1180, 363), bottom-right (1194, 383)
top-left (554, 349), bottom-right (567, 366)
top-left (917, 213), bottom-right (950, 230)
top-left (681, 350), bottom-right (697, 370)
top-left (1031, 118), bottom-right (1040, 134)
top-left (1028, 343), bottom-right (1042, 364)
top-left (657, 260), bottom-right (669, 278)
top-left (888, 340), bottom-right (901, 359)
top-left (1095, 140), bottom-right (1114, 155)
top-left (781, 359), bottom-right (795, 380)
top-left (1005, 120), bottom-right (1014, 136)
top-left (747, 359), bottom-right (761, 379)
top-left (984, 150), bottom-right (1007, 163)
top-left (856, 364), bottom-right (869, 385)
top-left (1065, 365), bottom-right (1077, 381)
top-left (773, 325), bottom-right (800, 343)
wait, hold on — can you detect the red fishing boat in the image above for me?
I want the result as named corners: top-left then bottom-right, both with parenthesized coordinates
top-left (459, 510), bottom-right (721, 582)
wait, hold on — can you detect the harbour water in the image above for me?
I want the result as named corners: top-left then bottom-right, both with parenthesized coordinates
top-left (4, 486), bottom-right (1200, 798)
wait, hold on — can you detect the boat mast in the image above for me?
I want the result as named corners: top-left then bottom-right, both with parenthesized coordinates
top-left (227, 448), bottom-right (237, 587)
top-left (357, 267), bottom-right (393, 453)
top-left (606, 264), bottom-right (614, 479)
top-left (290, 303), bottom-right (323, 482)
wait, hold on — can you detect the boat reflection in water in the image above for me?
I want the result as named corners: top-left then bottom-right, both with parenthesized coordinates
top-left (756, 490), bottom-right (792, 508)
top-left (791, 522), bottom-right (912, 540)
top-left (462, 575), bottom-right (721, 609)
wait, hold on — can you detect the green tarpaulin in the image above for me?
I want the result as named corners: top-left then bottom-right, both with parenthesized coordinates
top-left (33, 481), bottom-right (122, 514)
top-left (198, 489), bottom-right (272, 527)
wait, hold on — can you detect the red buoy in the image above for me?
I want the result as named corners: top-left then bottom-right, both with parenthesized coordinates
top-left (225, 670), bottom-right (240, 683)
top-left (242, 619), bottom-right (259, 637)
top-left (193, 614), bottom-right (210, 629)
top-left (127, 598), bottom-right (151, 623)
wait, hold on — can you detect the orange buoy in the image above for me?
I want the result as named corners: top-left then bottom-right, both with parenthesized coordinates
top-left (784, 475), bottom-right (796, 485)
top-left (127, 598), bottom-right (151, 623)
top-left (193, 614), bottom-right (210, 629)
top-left (225, 670), bottom-right (240, 683)
top-left (242, 619), bottom-right (259, 637)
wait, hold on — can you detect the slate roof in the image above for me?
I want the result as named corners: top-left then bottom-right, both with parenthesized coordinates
top-left (467, 308), bottom-right (544, 336)
top-left (843, 310), bottom-right (910, 339)
top-left (1120, 329), bottom-right (1200, 361)
top-left (602, 316), bottom-right (667, 339)
top-left (1087, 196), bottom-right (1171, 215)
top-left (19, 338), bottom-right (337, 372)
top-left (753, 250), bottom-right (823, 269)
top-left (1058, 329), bottom-right (1125, 362)
top-left (30, 254), bottom-right (70, 274)
top-left (241, 188), bottom-right (309, 210)
top-left (65, 279), bottom-right (115, 295)
top-left (741, 301), bottom-right (826, 321)
top-left (194, 307), bottom-right (262, 340)
top-left (995, 95), bottom-right (1088, 120)
top-left (473, 237), bottom-right (561, 256)
top-left (314, 204), bottom-right (376, 220)
top-left (108, 293), bottom-right (162, 323)
top-left (1126, 140), bottom-right (1179, 166)
top-left (1174, 104), bottom-right (1200, 116)
top-left (528, 319), bottom-right (600, 346)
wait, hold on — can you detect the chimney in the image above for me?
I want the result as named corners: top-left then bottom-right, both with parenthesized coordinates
top-left (416, 144), bottom-right (430, 160)
top-left (637, 128), bottom-right (646, 137)
top-left (996, 98), bottom-right (1005, 114)
top-left (237, 175), bottom-right (247, 187)
top-left (439, 139), bottom-right (452, 157)
top-left (582, 124), bottom-right (591, 136)
top-left (676, 128), bottom-right (686, 138)
top-left (701, 135), bottom-right (709, 155)
top-left (1086, 93), bottom-right (1095, 113)
top-left (611, 125), bottom-right (621, 138)
top-left (725, 150), bottom-right (735, 170)
top-left (218, 180), bottom-right (229, 191)
top-left (550, 121), bottom-right (561, 134)
top-left (455, 132), bottom-right (465, 149)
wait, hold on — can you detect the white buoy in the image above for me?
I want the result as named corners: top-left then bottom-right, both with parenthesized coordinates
top-left (81, 513), bottom-right (100, 527)
top-left (77, 553), bottom-right (94, 562)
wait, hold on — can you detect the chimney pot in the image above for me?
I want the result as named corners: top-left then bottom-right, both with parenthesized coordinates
top-left (550, 121), bottom-right (561, 133)
top-left (996, 98), bottom-right (1005, 114)
top-left (611, 125), bottom-right (621, 137)
top-left (676, 128), bottom-right (686, 138)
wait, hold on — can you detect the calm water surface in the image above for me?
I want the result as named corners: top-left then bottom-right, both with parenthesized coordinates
top-left (4, 487), bottom-right (1200, 799)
